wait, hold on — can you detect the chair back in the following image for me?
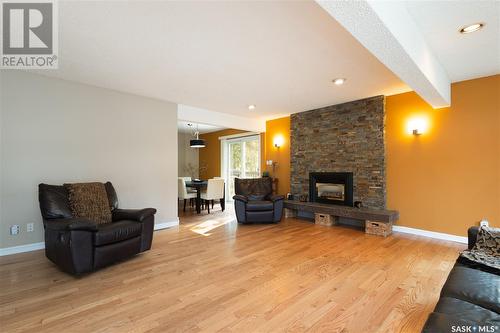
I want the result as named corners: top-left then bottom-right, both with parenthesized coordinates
top-left (38, 181), bottom-right (118, 221)
top-left (234, 178), bottom-right (272, 197)
top-left (38, 184), bottom-right (73, 220)
top-left (178, 178), bottom-right (189, 199)
top-left (206, 179), bottom-right (225, 200)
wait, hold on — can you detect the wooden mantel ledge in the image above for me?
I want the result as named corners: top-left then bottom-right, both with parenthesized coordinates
top-left (284, 200), bottom-right (399, 223)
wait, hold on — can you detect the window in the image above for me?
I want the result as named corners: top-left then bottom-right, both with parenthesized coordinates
top-left (221, 134), bottom-right (261, 200)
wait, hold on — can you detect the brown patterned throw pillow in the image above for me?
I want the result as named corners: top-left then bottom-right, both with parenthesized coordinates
top-left (460, 226), bottom-right (500, 270)
top-left (64, 182), bottom-right (112, 224)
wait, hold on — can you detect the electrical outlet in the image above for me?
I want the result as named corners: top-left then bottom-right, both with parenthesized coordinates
top-left (27, 223), bottom-right (34, 232)
top-left (10, 225), bottom-right (20, 235)
top-left (480, 219), bottom-right (489, 227)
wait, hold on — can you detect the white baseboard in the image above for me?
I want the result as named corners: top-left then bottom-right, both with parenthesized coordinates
top-left (393, 225), bottom-right (468, 244)
top-left (0, 218), bottom-right (180, 257)
top-left (154, 218), bottom-right (179, 230)
top-left (0, 242), bottom-right (45, 256)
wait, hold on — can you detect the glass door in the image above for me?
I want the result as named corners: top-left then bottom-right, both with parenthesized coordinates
top-left (228, 140), bottom-right (242, 198)
top-left (222, 134), bottom-right (261, 200)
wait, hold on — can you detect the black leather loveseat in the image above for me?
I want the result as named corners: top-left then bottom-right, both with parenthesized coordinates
top-left (422, 227), bottom-right (499, 332)
top-left (233, 177), bottom-right (284, 224)
top-left (39, 182), bottom-right (156, 275)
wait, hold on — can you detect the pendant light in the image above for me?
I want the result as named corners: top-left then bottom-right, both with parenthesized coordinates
top-left (188, 123), bottom-right (206, 148)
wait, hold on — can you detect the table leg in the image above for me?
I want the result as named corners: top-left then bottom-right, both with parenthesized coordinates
top-left (196, 190), bottom-right (201, 214)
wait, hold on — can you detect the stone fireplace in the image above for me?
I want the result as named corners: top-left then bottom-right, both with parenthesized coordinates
top-left (291, 95), bottom-right (386, 209)
top-left (309, 172), bottom-right (353, 206)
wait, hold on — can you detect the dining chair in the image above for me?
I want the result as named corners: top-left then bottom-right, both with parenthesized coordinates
top-left (200, 179), bottom-right (225, 213)
top-left (181, 176), bottom-right (197, 194)
top-left (178, 178), bottom-right (197, 212)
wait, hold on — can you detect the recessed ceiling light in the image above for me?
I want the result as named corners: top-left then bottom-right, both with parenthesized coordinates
top-left (333, 78), bottom-right (346, 85)
top-left (248, 104), bottom-right (256, 110)
top-left (459, 23), bottom-right (484, 34)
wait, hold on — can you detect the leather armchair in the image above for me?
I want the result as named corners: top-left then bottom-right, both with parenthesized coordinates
top-left (39, 182), bottom-right (156, 275)
top-left (232, 178), bottom-right (284, 223)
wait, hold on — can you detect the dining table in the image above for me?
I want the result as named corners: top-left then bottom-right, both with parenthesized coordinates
top-left (185, 180), bottom-right (225, 214)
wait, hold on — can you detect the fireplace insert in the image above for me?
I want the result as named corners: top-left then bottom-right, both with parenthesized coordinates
top-left (309, 172), bottom-right (353, 206)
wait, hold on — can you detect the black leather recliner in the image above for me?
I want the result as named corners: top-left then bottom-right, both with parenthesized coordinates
top-left (38, 182), bottom-right (156, 275)
top-left (232, 178), bottom-right (284, 224)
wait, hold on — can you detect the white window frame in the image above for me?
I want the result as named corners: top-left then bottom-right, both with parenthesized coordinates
top-left (220, 133), bottom-right (261, 201)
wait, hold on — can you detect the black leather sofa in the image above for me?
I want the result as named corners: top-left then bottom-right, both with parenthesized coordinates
top-left (39, 182), bottom-right (156, 275)
top-left (422, 226), bottom-right (500, 332)
top-left (233, 178), bottom-right (284, 224)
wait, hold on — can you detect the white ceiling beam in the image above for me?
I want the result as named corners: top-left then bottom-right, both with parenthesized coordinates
top-left (178, 104), bottom-right (266, 133)
top-left (316, 0), bottom-right (451, 108)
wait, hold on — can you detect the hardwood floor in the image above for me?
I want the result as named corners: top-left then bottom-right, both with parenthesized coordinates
top-left (1, 205), bottom-right (464, 333)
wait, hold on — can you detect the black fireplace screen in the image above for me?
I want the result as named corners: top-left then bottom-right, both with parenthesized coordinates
top-left (309, 172), bottom-right (353, 206)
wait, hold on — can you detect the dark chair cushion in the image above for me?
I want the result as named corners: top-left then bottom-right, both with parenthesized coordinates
top-left (94, 220), bottom-right (142, 246)
top-left (246, 201), bottom-right (274, 211)
top-left (441, 263), bottom-right (500, 313)
top-left (94, 236), bottom-right (141, 269)
top-left (248, 194), bottom-right (266, 201)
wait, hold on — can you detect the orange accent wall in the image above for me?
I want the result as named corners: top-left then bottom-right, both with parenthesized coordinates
top-left (264, 117), bottom-right (291, 195)
top-left (199, 129), bottom-right (266, 180)
top-left (386, 75), bottom-right (499, 236)
top-left (264, 75), bottom-right (499, 236)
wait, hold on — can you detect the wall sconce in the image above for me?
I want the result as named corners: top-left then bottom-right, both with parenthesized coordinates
top-left (273, 135), bottom-right (284, 148)
top-left (407, 117), bottom-right (428, 136)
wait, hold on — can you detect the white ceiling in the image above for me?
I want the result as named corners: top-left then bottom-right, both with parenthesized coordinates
top-left (406, 1), bottom-right (500, 82)
top-left (37, 0), bottom-right (409, 120)
top-left (178, 121), bottom-right (224, 135)
top-left (33, 0), bottom-right (499, 119)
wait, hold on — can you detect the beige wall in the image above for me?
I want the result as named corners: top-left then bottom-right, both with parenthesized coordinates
top-left (1, 71), bottom-right (179, 249)
top-left (178, 132), bottom-right (199, 178)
